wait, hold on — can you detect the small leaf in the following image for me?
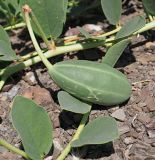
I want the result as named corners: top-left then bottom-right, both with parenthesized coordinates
top-left (101, 0), bottom-right (122, 25)
top-left (0, 25), bottom-right (11, 46)
top-left (116, 16), bottom-right (145, 39)
top-left (58, 91), bottom-right (91, 114)
top-left (77, 27), bottom-right (92, 39)
top-left (20, 0), bottom-right (68, 38)
top-left (11, 96), bottom-right (53, 160)
top-left (142, 0), bottom-right (155, 16)
top-left (102, 39), bottom-right (130, 67)
top-left (71, 117), bottom-right (119, 147)
top-left (0, 40), bottom-right (17, 61)
top-left (5, 0), bottom-right (20, 15)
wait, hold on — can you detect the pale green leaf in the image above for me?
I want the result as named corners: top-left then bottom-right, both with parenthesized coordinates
top-left (101, 0), bottom-right (122, 25)
top-left (72, 117), bottom-right (119, 147)
top-left (116, 16), bottom-right (145, 39)
top-left (11, 96), bottom-right (53, 160)
top-left (0, 25), bottom-right (11, 46)
top-left (0, 40), bottom-right (17, 61)
top-left (142, 0), bottom-right (155, 15)
top-left (102, 39), bottom-right (130, 67)
top-left (77, 27), bottom-right (91, 39)
top-left (58, 91), bottom-right (91, 114)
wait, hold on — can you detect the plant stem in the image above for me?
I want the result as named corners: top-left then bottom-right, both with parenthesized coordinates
top-left (23, 6), bottom-right (52, 70)
top-left (0, 138), bottom-right (31, 160)
top-left (4, 22), bottom-right (26, 31)
top-left (56, 112), bottom-right (89, 160)
top-left (30, 11), bottom-right (53, 50)
top-left (1, 21), bottom-right (155, 91)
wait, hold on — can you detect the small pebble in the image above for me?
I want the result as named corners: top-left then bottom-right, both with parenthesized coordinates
top-left (124, 137), bottom-right (135, 145)
top-left (111, 108), bottom-right (126, 121)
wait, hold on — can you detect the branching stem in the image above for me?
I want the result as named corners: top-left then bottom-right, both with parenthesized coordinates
top-left (0, 20), bottom-right (155, 91)
top-left (23, 5), bottom-right (52, 70)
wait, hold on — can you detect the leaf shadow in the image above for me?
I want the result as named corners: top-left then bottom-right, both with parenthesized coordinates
top-left (59, 110), bottom-right (83, 130)
top-left (72, 142), bottom-right (115, 159)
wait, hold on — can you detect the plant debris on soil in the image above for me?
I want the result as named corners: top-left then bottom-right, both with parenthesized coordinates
top-left (0, 1), bottom-right (155, 160)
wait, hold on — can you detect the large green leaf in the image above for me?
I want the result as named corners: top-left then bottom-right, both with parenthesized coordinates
top-left (71, 117), bottom-right (119, 147)
top-left (11, 96), bottom-right (53, 160)
top-left (0, 40), bottom-right (17, 61)
top-left (49, 60), bottom-right (131, 106)
top-left (58, 91), bottom-right (91, 114)
top-left (20, 0), bottom-right (68, 38)
top-left (142, 0), bottom-right (155, 16)
top-left (102, 39), bottom-right (130, 67)
top-left (101, 0), bottom-right (122, 25)
top-left (115, 16), bottom-right (145, 39)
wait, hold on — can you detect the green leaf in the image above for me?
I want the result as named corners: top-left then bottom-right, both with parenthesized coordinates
top-left (101, 0), bottom-right (122, 25)
top-left (11, 96), bottom-right (53, 160)
top-left (0, 40), bottom-right (17, 61)
top-left (77, 27), bottom-right (91, 39)
top-left (0, 25), bottom-right (11, 46)
top-left (20, 0), bottom-right (68, 38)
top-left (142, 0), bottom-right (155, 16)
top-left (116, 16), bottom-right (145, 39)
top-left (58, 91), bottom-right (91, 114)
top-left (102, 39), bottom-right (130, 67)
top-left (5, 0), bottom-right (20, 15)
top-left (71, 117), bottom-right (119, 147)
top-left (0, 26), bottom-right (18, 61)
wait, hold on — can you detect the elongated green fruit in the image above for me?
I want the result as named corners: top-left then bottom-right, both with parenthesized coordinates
top-left (49, 60), bottom-right (131, 106)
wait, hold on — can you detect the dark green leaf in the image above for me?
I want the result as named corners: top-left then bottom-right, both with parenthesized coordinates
top-left (5, 0), bottom-right (20, 15)
top-left (77, 27), bottom-right (91, 39)
top-left (58, 91), bottom-right (91, 114)
top-left (0, 40), bottom-right (17, 61)
top-left (142, 0), bottom-right (155, 15)
top-left (102, 39), bottom-right (130, 67)
top-left (20, 0), bottom-right (68, 38)
top-left (116, 16), bottom-right (145, 39)
top-left (71, 117), bottom-right (119, 147)
top-left (101, 0), bottom-right (122, 25)
top-left (11, 96), bottom-right (53, 160)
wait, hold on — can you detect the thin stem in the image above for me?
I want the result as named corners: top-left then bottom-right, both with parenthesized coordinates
top-left (4, 22), bottom-right (26, 31)
top-left (97, 26), bottom-right (121, 38)
top-left (30, 11), bottom-right (53, 50)
top-left (0, 138), bottom-right (31, 160)
top-left (56, 112), bottom-right (90, 160)
top-left (23, 6), bottom-right (52, 70)
top-left (0, 77), bottom-right (6, 90)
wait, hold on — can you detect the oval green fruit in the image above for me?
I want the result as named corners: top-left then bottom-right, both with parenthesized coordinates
top-left (49, 60), bottom-right (131, 106)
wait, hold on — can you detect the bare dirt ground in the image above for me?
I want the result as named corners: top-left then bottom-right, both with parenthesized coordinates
top-left (0, 1), bottom-right (155, 160)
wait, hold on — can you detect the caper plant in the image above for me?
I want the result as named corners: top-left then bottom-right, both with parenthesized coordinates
top-left (0, 0), bottom-right (155, 160)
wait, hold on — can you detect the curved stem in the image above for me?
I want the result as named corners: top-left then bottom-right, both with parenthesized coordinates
top-left (56, 112), bottom-right (90, 160)
top-left (0, 138), bottom-right (31, 160)
top-left (23, 6), bottom-right (52, 70)
top-left (30, 11), bottom-right (52, 50)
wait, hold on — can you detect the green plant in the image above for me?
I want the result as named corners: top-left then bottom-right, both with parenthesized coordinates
top-left (0, 0), bottom-right (155, 160)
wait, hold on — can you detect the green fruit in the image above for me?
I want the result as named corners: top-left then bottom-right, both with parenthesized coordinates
top-left (49, 60), bottom-right (131, 106)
